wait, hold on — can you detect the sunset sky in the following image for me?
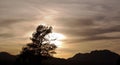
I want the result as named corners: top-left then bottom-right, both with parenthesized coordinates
top-left (0, 0), bottom-right (120, 58)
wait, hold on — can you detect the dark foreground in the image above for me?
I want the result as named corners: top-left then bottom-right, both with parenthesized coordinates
top-left (0, 50), bottom-right (120, 65)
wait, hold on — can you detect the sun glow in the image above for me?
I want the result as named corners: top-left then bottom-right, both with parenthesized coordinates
top-left (45, 33), bottom-right (66, 47)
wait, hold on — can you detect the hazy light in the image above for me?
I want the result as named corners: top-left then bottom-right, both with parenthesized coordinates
top-left (45, 32), bottom-right (66, 40)
top-left (45, 32), bottom-right (66, 47)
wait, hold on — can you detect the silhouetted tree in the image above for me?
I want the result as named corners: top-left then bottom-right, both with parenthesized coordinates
top-left (14, 24), bottom-right (57, 65)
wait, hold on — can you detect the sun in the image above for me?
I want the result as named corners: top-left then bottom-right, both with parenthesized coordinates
top-left (45, 32), bottom-right (66, 47)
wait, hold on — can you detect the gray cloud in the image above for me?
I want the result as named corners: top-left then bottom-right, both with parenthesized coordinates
top-left (0, 33), bottom-right (14, 38)
top-left (0, 19), bottom-right (26, 27)
top-left (83, 25), bottom-right (120, 36)
top-left (56, 18), bottom-right (95, 27)
top-left (56, 21), bottom-right (120, 36)
top-left (81, 36), bottom-right (120, 41)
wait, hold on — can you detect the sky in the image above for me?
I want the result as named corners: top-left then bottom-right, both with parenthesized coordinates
top-left (0, 0), bottom-right (120, 58)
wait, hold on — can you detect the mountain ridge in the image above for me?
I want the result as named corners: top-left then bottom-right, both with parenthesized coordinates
top-left (0, 50), bottom-right (120, 65)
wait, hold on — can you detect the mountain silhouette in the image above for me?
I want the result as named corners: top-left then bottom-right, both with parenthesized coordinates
top-left (41, 50), bottom-right (120, 65)
top-left (66, 50), bottom-right (120, 65)
top-left (0, 52), bottom-right (16, 65)
top-left (0, 50), bottom-right (120, 65)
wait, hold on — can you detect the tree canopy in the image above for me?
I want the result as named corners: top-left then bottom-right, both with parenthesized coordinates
top-left (21, 24), bottom-right (57, 57)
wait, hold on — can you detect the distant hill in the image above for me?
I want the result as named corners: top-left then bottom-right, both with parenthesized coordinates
top-left (0, 50), bottom-right (120, 65)
top-left (0, 52), bottom-right (16, 65)
top-left (42, 50), bottom-right (120, 65)
top-left (66, 50), bottom-right (120, 65)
